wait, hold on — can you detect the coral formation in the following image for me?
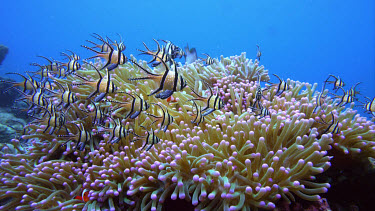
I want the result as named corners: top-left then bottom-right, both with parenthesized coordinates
top-left (0, 76), bottom-right (20, 107)
top-left (0, 107), bottom-right (27, 143)
top-left (0, 76), bottom-right (29, 143)
top-left (0, 45), bottom-right (9, 65)
top-left (0, 45), bottom-right (374, 211)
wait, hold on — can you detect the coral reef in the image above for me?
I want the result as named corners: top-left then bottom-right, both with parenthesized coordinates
top-left (0, 76), bottom-right (28, 143)
top-left (0, 45), bottom-right (8, 65)
top-left (0, 107), bottom-right (27, 143)
top-left (0, 48), bottom-right (374, 211)
top-left (0, 76), bottom-right (24, 107)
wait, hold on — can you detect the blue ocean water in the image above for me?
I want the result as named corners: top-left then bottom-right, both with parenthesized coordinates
top-left (0, 0), bottom-right (374, 110)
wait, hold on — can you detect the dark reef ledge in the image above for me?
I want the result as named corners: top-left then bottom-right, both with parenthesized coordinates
top-left (0, 45), bottom-right (9, 65)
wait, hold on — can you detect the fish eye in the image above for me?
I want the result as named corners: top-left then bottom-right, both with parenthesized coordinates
top-left (119, 43), bottom-right (126, 51)
top-left (145, 101), bottom-right (150, 109)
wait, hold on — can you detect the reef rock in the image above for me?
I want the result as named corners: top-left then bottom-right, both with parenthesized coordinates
top-left (0, 76), bottom-right (21, 107)
top-left (0, 45), bottom-right (8, 65)
top-left (0, 107), bottom-right (26, 143)
top-left (0, 76), bottom-right (30, 122)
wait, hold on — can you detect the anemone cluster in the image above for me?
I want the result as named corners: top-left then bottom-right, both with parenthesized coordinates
top-left (0, 35), bottom-right (374, 211)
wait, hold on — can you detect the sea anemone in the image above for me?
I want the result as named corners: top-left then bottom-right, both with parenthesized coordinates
top-left (0, 47), bottom-right (374, 211)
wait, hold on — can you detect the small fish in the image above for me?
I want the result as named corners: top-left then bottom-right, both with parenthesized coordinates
top-left (264, 74), bottom-right (290, 96)
top-left (74, 189), bottom-right (90, 202)
top-left (256, 44), bottom-right (261, 61)
top-left (252, 72), bottom-right (265, 109)
top-left (134, 126), bottom-right (160, 151)
top-left (42, 99), bottom-right (57, 116)
top-left (34, 55), bottom-right (61, 72)
top-left (59, 51), bottom-right (81, 73)
top-left (330, 87), bottom-right (356, 107)
top-left (190, 101), bottom-right (205, 126)
top-left (130, 57), bottom-right (187, 99)
top-left (184, 44), bottom-right (198, 64)
top-left (86, 34), bottom-right (112, 53)
top-left (62, 123), bottom-right (93, 151)
top-left (107, 92), bottom-right (150, 119)
top-left (48, 80), bottom-right (77, 109)
top-left (313, 83), bottom-right (327, 113)
top-left (50, 66), bottom-right (70, 78)
top-left (359, 97), bottom-right (375, 117)
top-left (88, 101), bottom-right (107, 125)
top-left (251, 104), bottom-right (270, 119)
top-left (32, 57), bottom-right (67, 78)
top-left (324, 74), bottom-right (345, 91)
top-left (73, 61), bottom-right (118, 102)
top-left (319, 112), bottom-right (341, 135)
top-left (106, 118), bottom-right (139, 144)
top-left (176, 48), bottom-right (185, 59)
top-left (137, 39), bottom-right (171, 67)
top-left (200, 53), bottom-right (215, 66)
top-left (146, 103), bottom-right (174, 132)
top-left (159, 39), bottom-right (182, 60)
top-left (166, 95), bottom-right (178, 103)
top-left (28, 62), bottom-right (52, 81)
top-left (188, 81), bottom-right (224, 116)
top-left (40, 109), bottom-right (67, 135)
top-left (13, 83), bottom-right (48, 108)
top-left (348, 82), bottom-right (361, 98)
top-left (26, 101), bottom-right (66, 135)
top-left (108, 33), bottom-right (126, 51)
top-left (61, 50), bottom-right (81, 61)
top-left (1, 72), bottom-right (39, 94)
top-left (82, 33), bottom-right (127, 70)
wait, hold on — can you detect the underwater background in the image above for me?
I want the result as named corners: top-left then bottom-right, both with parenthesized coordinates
top-left (0, 0), bottom-right (374, 99)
